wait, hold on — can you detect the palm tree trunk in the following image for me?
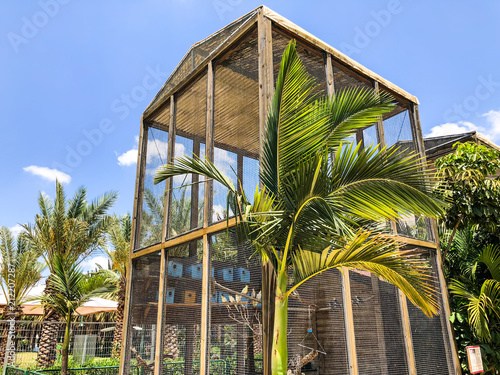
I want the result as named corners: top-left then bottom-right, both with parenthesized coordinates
top-left (271, 273), bottom-right (288, 375)
top-left (37, 277), bottom-right (60, 368)
top-left (112, 275), bottom-right (126, 358)
top-left (61, 314), bottom-right (72, 375)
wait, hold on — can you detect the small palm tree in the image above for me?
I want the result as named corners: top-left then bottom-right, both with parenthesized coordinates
top-left (106, 214), bottom-right (131, 357)
top-left (23, 182), bottom-right (117, 367)
top-left (0, 227), bottom-right (44, 364)
top-left (37, 255), bottom-right (116, 375)
top-left (155, 41), bottom-right (443, 373)
top-left (450, 244), bottom-right (500, 342)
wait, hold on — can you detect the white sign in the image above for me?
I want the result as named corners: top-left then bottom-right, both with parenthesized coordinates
top-left (466, 345), bottom-right (484, 374)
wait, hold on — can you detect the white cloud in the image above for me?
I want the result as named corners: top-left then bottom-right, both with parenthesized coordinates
top-left (117, 149), bottom-right (138, 166)
top-left (8, 224), bottom-right (23, 237)
top-left (146, 139), bottom-right (169, 164)
top-left (426, 121), bottom-right (482, 138)
top-left (427, 110), bottom-right (500, 143)
top-left (81, 255), bottom-right (110, 271)
top-left (23, 165), bottom-right (71, 184)
top-left (214, 148), bottom-right (236, 177)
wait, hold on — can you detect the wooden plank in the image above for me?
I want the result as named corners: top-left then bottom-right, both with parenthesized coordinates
top-left (119, 117), bottom-right (146, 375)
top-left (394, 235), bottom-right (437, 249)
top-left (373, 81), bottom-right (387, 150)
top-left (154, 249), bottom-right (167, 375)
top-left (398, 290), bottom-right (417, 375)
top-left (161, 95), bottom-right (176, 242)
top-left (258, 9), bottom-right (275, 375)
top-left (144, 11), bottom-right (259, 120)
top-left (341, 269), bottom-right (358, 375)
top-left (131, 217), bottom-right (238, 260)
top-left (199, 61), bottom-right (215, 375)
top-left (133, 120), bottom-right (149, 250)
top-left (262, 7), bottom-right (419, 105)
top-left (325, 53), bottom-right (335, 99)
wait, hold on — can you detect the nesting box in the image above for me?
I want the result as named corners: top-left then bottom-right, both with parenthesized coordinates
top-left (168, 261), bottom-right (183, 278)
top-left (184, 290), bottom-right (196, 304)
top-left (235, 268), bottom-right (250, 282)
top-left (186, 264), bottom-right (203, 279)
top-left (166, 289), bottom-right (175, 304)
top-left (217, 268), bottom-right (233, 282)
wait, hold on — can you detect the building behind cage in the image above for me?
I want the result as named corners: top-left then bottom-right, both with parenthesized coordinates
top-left (120, 6), bottom-right (461, 375)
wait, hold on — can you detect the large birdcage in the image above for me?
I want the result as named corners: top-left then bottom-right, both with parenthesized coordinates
top-left (120, 6), bottom-right (460, 375)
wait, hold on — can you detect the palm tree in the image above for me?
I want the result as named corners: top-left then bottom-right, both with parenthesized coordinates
top-left (449, 244), bottom-right (500, 342)
top-left (23, 182), bottom-right (117, 367)
top-left (37, 255), bottom-right (116, 375)
top-left (155, 41), bottom-right (443, 373)
top-left (106, 214), bottom-right (131, 358)
top-left (0, 227), bottom-right (44, 364)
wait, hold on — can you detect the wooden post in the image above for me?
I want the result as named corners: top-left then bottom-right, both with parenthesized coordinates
top-left (154, 249), bottom-right (167, 375)
top-left (373, 81), bottom-right (386, 150)
top-left (325, 53), bottom-right (334, 99)
top-left (190, 139), bottom-right (201, 256)
top-left (398, 291), bottom-right (417, 375)
top-left (341, 269), bottom-right (358, 375)
top-left (199, 61), bottom-right (215, 375)
top-left (258, 9), bottom-right (275, 375)
top-left (119, 117), bottom-right (147, 375)
top-left (162, 96), bottom-right (176, 242)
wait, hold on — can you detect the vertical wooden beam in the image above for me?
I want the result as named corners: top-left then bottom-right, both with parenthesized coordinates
top-left (325, 53), bottom-right (335, 99)
top-left (258, 10), bottom-right (275, 375)
top-left (190, 139), bottom-right (201, 256)
top-left (341, 269), bottom-right (358, 375)
top-left (133, 119), bottom-right (149, 250)
top-left (162, 96), bottom-right (176, 242)
top-left (200, 61), bottom-right (215, 375)
top-left (120, 117), bottom-right (147, 375)
top-left (154, 249), bottom-right (167, 375)
top-left (398, 291), bottom-right (417, 375)
top-left (370, 276), bottom-right (388, 374)
top-left (373, 81), bottom-right (386, 150)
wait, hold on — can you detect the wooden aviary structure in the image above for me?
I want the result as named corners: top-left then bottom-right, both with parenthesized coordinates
top-left (120, 6), bottom-right (461, 375)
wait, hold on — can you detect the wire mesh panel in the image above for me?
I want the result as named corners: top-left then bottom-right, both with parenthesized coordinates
top-left (350, 270), bottom-right (409, 375)
top-left (129, 252), bottom-right (161, 374)
top-left (332, 63), bottom-right (373, 93)
top-left (161, 239), bottom-right (203, 375)
top-left (362, 125), bottom-right (378, 149)
top-left (146, 11), bottom-right (257, 114)
top-left (287, 269), bottom-right (349, 375)
top-left (170, 71), bottom-right (207, 237)
top-left (272, 26), bottom-right (326, 94)
top-left (407, 247), bottom-right (454, 375)
top-left (210, 230), bottom-right (263, 375)
top-left (137, 123), bottom-right (169, 249)
top-left (213, 28), bottom-right (260, 224)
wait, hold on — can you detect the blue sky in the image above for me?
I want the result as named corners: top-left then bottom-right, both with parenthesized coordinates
top-left (1, 1), bottom-right (500, 271)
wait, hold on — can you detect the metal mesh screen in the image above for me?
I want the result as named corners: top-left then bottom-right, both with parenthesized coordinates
top-left (213, 28), bottom-right (260, 224)
top-left (146, 11), bottom-right (257, 114)
top-left (138, 125), bottom-right (169, 249)
top-left (272, 26), bottom-right (326, 94)
top-left (288, 269), bottom-right (349, 374)
top-left (332, 63), bottom-right (373, 93)
top-left (129, 252), bottom-right (161, 373)
top-left (161, 239), bottom-right (203, 375)
top-left (407, 247), bottom-right (454, 375)
top-left (209, 229), bottom-right (263, 374)
top-left (350, 270), bottom-right (409, 375)
top-left (383, 104), bottom-right (429, 240)
top-left (362, 124), bottom-right (378, 149)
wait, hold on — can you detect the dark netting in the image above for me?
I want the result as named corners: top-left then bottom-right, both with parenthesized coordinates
top-left (213, 27), bottom-right (260, 224)
top-left (349, 271), bottom-right (408, 375)
top-left (288, 269), bottom-right (348, 374)
top-left (209, 229), bottom-right (263, 374)
top-left (332, 63), bottom-right (373, 93)
top-left (138, 124), bottom-right (169, 249)
top-left (272, 26), bottom-right (326, 94)
top-left (129, 252), bottom-right (161, 374)
top-left (161, 238), bottom-right (203, 375)
top-left (146, 10), bottom-right (258, 114)
top-left (407, 247), bottom-right (454, 375)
